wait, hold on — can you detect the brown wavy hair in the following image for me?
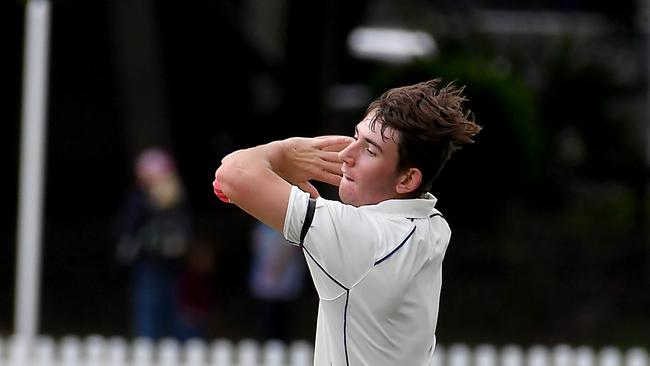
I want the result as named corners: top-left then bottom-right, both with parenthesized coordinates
top-left (366, 78), bottom-right (482, 197)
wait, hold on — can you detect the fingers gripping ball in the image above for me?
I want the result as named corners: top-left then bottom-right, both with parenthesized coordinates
top-left (213, 176), bottom-right (232, 203)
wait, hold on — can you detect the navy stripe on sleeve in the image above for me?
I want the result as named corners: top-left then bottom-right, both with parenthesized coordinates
top-left (299, 198), bottom-right (317, 247)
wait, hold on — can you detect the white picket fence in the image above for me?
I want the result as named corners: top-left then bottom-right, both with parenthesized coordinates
top-left (0, 336), bottom-right (648, 366)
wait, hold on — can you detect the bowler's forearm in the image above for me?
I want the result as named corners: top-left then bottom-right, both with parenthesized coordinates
top-left (213, 135), bottom-right (349, 229)
top-left (215, 140), bottom-right (293, 231)
top-left (217, 140), bottom-right (287, 201)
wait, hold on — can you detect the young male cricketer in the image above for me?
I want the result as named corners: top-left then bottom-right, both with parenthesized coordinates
top-left (213, 79), bottom-right (481, 365)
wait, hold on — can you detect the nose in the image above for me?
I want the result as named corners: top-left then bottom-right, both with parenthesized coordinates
top-left (338, 141), bottom-right (355, 166)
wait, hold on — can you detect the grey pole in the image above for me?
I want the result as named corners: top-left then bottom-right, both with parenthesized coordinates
top-left (15, 0), bottom-right (51, 338)
top-left (645, 0), bottom-right (650, 168)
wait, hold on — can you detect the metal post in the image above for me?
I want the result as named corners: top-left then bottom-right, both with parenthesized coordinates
top-left (15, 0), bottom-right (52, 338)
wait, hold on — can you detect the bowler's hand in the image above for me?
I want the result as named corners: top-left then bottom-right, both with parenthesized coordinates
top-left (277, 136), bottom-right (353, 197)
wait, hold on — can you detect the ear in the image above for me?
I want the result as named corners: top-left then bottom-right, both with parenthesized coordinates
top-left (395, 167), bottom-right (422, 194)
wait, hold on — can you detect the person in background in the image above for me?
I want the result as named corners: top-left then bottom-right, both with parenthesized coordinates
top-left (116, 147), bottom-right (194, 340)
top-left (176, 238), bottom-right (218, 340)
top-left (249, 220), bottom-right (305, 341)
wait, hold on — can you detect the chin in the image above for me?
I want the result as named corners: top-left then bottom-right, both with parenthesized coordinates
top-left (338, 188), bottom-right (355, 206)
top-left (341, 196), bottom-right (363, 208)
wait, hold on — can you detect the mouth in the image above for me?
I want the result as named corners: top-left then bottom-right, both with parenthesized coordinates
top-left (341, 165), bottom-right (354, 182)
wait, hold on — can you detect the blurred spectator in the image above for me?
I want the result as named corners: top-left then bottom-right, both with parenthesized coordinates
top-left (176, 238), bottom-right (218, 339)
top-left (248, 220), bottom-right (306, 341)
top-left (115, 147), bottom-right (194, 340)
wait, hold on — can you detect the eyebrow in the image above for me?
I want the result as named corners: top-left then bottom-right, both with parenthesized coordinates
top-left (355, 125), bottom-right (384, 153)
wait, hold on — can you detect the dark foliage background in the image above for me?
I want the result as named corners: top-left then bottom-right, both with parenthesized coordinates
top-left (2, 0), bottom-right (649, 348)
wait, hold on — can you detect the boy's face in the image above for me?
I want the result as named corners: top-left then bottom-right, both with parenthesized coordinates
top-left (338, 113), bottom-right (403, 207)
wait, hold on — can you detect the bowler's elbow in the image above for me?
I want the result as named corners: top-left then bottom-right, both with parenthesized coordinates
top-left (215, 161), bottom-right (245, 202)
top-left (215, 155), bottom-right (291, 231)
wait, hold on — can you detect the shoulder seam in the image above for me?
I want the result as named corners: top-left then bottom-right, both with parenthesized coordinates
top-left (302, 246), bottom-right (349, 291)
top-left (374, 225), bottom-right (417, 266)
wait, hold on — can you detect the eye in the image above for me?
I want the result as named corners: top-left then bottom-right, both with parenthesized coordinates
top-left (366, 148), bottom-right (376, 156)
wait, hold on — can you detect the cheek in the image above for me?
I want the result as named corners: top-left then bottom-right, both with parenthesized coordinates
top-left (367, 160), bottom-right (396, 181)
top-left (360, 162), bottom-right (394, 192)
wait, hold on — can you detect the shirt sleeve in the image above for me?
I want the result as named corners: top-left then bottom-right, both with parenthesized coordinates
top-left (283, 186), bottom-right (386, 300)
top-left (282, 186), bottom-right (310, 246)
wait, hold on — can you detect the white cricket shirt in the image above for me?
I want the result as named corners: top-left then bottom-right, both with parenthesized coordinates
top-left (283, 185), bottom-right (451, 366)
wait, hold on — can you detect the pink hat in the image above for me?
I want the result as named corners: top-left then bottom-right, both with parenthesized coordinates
top-left (135, 148), bottom-right (175, 176)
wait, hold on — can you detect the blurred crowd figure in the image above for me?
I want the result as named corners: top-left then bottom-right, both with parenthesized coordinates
top-left (248, 221), bottom-right (306, 341)
top-left (177, 238), bottom-right (217, 339)
top-left (116, 148), bottom-right (215, 341)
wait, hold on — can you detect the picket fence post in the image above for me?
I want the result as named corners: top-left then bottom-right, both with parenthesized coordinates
top-left (1, 335), bottom-right (649, 366)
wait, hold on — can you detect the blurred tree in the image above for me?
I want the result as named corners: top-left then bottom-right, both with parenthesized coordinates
top-left (367, 53), bottom-right (545, 220)
top-left (107, 0), bottom-right (171, 156)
